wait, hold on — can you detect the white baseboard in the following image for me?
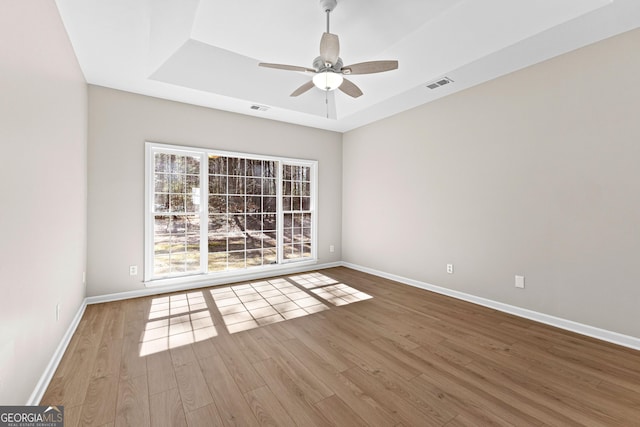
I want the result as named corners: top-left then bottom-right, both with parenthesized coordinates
top-left (86, 261), bottom-right (343, 305)
top-left (342, 262), bottom-right (640, 351)
top-left (26, 299), bottom-right (87, 405)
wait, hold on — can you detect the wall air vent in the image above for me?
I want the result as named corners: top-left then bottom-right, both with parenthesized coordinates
top-left (426, 77), bottom-right (454, 90)
top-left (250, 105), bottom-right (270, 112)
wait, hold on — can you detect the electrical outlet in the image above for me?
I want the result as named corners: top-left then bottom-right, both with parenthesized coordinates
top-left (82, 271), bottom-right (86, 284)
top-left (56, 303), bottom-right (61, 321)
top-left (447, 264), bottom-right (454, 274)
top-left (329, 245), bottom-right (335, 253)
top-left (515, 275), bottom-right (525, 289)
top-left (129, 265), bottom-right (138, 276)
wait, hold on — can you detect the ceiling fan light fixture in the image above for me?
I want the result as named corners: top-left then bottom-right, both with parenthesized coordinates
top-left (312, 71), bottom-right (344, 91)
top-left (258, 0), bottom-right (397, 99)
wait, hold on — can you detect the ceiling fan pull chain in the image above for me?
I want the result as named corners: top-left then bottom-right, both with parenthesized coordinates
top-left (325, 90), bottom-right (329, 119)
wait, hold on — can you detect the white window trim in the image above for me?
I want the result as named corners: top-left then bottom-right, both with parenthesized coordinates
top-left (144, 141), bottom-right (318, 287)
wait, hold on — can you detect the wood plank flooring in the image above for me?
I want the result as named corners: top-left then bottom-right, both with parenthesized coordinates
top-left (41, 267), bottom-right (640, 426)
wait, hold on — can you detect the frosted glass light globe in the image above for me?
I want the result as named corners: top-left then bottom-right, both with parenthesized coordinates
top-left (312, 71), bottom-right (344, 91)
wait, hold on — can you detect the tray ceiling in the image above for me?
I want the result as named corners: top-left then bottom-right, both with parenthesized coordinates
top-left (55, 0), bottom-right (640, 132)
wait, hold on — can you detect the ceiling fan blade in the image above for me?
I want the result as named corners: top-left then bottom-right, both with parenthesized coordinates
top-left (290, 80), bottom-right (315, 97)
top-left (320, 32), bottom-right (340, 65)
top-left (338, 78), bottom-right (363, 98)
top-left (259, 63), bottom-right (315, 73)
top-left (342, 60), bottom-right (398, 75)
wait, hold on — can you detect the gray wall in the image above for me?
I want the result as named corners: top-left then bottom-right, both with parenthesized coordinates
top-left (0, 1), bottom-right (87, 404)
top-left (87, 86), bottom-right (343, 297)
top-left (343, 28), bottom-right (640, 338)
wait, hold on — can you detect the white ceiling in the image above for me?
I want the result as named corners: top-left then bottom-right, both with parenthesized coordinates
top-left (55, 0), bottom-right (640, 132)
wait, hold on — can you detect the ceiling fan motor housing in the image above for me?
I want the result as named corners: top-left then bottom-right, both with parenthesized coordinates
top-left (313, 56), bottom-right (343, 72)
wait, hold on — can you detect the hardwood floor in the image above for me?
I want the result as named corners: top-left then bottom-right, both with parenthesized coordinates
top-left (41, 267), bottom-right (640, 426)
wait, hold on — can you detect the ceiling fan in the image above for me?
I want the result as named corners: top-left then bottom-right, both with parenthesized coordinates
top-left (258, 0), bottom-right (398, 98)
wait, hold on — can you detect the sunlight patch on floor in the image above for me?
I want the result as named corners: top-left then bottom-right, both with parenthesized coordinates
top-left (139, 272), bottom-right (373, 346)
top-left (211, 278), bottom-right (329, 334)
top-left (290, 272), bottom-right (373, 305)
top-left (140, 291), bottom-right (217, 356)
top-left (288, 272), bottom-right (339, 288)
top-left (310, 283), bottom-right (373, 306)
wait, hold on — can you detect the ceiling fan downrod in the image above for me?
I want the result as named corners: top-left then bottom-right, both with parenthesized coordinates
top-left (320, 0), bottom-right (338, 33)
top-left (326, 9), bottom-right (331, 33)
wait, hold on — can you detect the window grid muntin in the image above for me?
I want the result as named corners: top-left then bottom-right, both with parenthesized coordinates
top-left (207, 155), bottom-right (279, 273)
top-left (281, 164), bottom-right (313, 262)
top-left (151, 150), bottom-right (204, 278)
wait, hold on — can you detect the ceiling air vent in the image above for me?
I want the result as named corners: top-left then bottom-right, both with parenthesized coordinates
top-left (250, 105), bottom-right (270, 112)
top-left (426, 77), bottom-right (454, 90)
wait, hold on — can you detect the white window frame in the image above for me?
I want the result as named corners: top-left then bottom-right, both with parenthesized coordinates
top-left (144, 142), bottom-right (318, 287)
top-left (279, 160), bottom-right (318, 264)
